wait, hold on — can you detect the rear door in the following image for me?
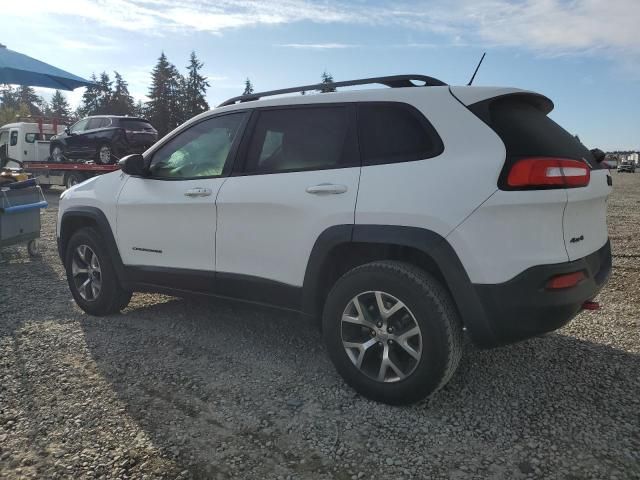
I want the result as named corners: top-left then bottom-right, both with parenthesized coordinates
top-left (215, 104), bottom-right (360, 298)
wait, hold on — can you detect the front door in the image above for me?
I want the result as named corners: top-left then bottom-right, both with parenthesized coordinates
top-left (116, 112), bottom-right (248, 279)
top-left (215, 104), bottom-right (360, 301)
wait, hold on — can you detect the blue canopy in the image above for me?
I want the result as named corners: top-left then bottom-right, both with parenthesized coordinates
top-left (0, 44), bottom-right (93, 91)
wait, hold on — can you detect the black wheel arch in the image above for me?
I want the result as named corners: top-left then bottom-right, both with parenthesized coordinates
top-left (58, 207), bottom-right (128, 287)
top-left (302, 224), bottom-right (497, 347)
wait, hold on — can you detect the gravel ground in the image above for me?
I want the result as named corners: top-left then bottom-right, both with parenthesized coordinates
top-left (1, 174), bottom-right (639, 480)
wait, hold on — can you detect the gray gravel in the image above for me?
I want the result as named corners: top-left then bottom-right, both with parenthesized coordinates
top-left (1, 174), bottom-right (639, 479)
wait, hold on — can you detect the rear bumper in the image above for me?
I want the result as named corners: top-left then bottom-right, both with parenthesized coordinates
top-left (471, 240), bottom-right (611, 347)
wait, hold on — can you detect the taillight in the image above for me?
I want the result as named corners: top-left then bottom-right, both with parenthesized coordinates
top-left (506, 157), bottom-right (590, 189)
top-left (546, 271), bottom-right (586, 290)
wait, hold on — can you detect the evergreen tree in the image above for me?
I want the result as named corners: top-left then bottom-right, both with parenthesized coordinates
top-left (95, 72), bottom-right (112, 114)
top-left (78, 73), bottom-right (101, 117)
top-left (133, 100), bottom-right (147, 118)
top-left (147, 52), bottom-right (184, 136)
top-left (319, 71), bottom-right (336, 93)
top-left (0, 86), bottom-right (19, 110)
top-left (110, 71), bottom-right (135, 115)
top-left (16, 86), bottom-right (44, 115)
top-left (243, 78), bottom-right (254, 95)
top-left (183, 51), bottom-right (209, 120)
top-left (49, 90), bottom-right (71, 121)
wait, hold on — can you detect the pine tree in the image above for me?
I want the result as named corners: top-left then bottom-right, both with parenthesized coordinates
top-left (319, 71), bottom-right (336, 93)
top-left (95, 72), bottom-right (112, 114)
top-left (147, 52), bottom-right (184, 136)
top-left (16, 86), bottom-right (44, 115)
top-left (49, 90), bottom-right (71, 121)
top-left (183, 51), bottom-right (209, 121)
top-left (78, 73), bottom-right (101, 117)
top-left (110, 71), bottom-right (135, 115)
top-left (243, 78), bottom-right (254, 95)
top-left (0, 86), bottom-right (19, 110)
top-left (133, 100), bottom-right (147, 118)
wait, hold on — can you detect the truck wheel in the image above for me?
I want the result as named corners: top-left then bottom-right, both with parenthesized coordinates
top-left (97, 144), bottom-right (113, 164)
top-left (322, 261), bottom-right (463, 405)
top-left (65, 172), bottom-right (84, 189)
top-left (65, 227), bottom-right (132, 316)
top-left (50, 144), bottom-right (65, 162)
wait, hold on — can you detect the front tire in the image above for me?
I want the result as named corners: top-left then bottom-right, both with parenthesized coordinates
top-left (65, 227), bottom-right (132, 316)
top-left (64, 172), bottom-right (84, 189)
top-left (50, 144), bottom-right (65, 162)
top-left (322, 261), bottom-right (463, 405)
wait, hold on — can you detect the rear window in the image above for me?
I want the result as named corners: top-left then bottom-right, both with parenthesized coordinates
top-left (119, 119), bottom-right (154, 131)
top-left (357, 103), bottom-right (443, 165)
top-left (470, 95), bottom-right (596, 167)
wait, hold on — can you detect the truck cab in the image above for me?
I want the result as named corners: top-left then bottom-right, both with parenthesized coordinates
top-left (0, 121), bottom-right (67, 165)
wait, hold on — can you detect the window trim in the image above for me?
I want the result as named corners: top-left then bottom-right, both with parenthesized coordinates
top-left (144, 111), bottom-right (250, 182)
top-left (232, 103), bottom-right (360, 177)
top-left (356, 101), bottom-right (444, 167)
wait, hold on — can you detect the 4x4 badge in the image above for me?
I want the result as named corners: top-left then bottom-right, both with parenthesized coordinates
top-left (570, 235), bottom-right (584, 244)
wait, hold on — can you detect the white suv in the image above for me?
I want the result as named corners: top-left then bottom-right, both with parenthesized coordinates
top-left (57, 75), bottom-right (612, 404)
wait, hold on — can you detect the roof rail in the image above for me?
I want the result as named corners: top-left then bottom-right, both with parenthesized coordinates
top-left (218, 74), bottom-right (447, 107)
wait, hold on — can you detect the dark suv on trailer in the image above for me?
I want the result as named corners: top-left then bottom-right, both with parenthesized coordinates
top-left (50, 116), bottom-right (157, 164)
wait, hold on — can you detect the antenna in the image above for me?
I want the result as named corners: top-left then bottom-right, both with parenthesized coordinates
top-left (467, 52), bottom-right (486, 86)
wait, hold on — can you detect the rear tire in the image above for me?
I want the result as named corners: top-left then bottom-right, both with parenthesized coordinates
top-left (64, 227), bottom-right (132, 316)
top-left (322, 261), bottom-right (463, 405)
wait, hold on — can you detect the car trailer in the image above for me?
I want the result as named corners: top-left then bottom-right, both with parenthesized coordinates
top-left (23, 161), bottom-right (120, 189)
top-left (0, 178), bottom-right (48, 257)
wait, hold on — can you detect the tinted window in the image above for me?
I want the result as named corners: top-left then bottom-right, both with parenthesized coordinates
top-left (357, 103), bottom-right (443, 165)
top-left (244, 106), bottom-right (356, 173)
top-left (149, 113), bottom-right (245, 179)
top-left (120, 119), bottom-right (154, 131)
top-left (472, 96), bottom-right (596, 166)
top-left (87, 118), bottom-right (109, 129)
top-left (70, 118), bottom-right (89, 133)
top-left (10, 131), bottom-right (17, 146)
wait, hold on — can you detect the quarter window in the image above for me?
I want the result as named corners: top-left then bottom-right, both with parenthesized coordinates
top-left (149, 113), bottom-right (246, 179)
top-left (243, 106), bottom-right (356, 174)
top-left (357, 103), bottom-right (443, 165)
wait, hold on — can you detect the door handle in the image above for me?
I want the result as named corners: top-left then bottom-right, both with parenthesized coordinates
top-left (184, 187), bottom-right (212, 197)
top-left (305, 183), bottom-right (348, 195)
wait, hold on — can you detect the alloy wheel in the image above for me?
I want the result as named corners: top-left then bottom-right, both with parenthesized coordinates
top-left (99, 145), bottom-right (111, 164)
top-left (341, 291), bottom-right (422, 383)
top-left (71, 245), bottom-right (102, 301)
top-left (52, 146), bottom-right (64, 162)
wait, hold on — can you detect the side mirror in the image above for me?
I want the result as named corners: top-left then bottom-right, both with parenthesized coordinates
top-left (119, 154), bottom-right (150, 177)
top-left (590, 148), bottom-right (606, 163)
top-left (65, 127), bottom-right (73, 136)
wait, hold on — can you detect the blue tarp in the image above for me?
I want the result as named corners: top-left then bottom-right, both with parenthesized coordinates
top-left (0, 45), bottom-right (93, 91)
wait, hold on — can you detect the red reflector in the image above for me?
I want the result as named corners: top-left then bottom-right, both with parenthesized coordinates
top-left (507, 157), bottom-right (590, 188)
top-left (582, 301), bottom-right (600, 311)
top-left (546, 271), bottom-right (586, 290)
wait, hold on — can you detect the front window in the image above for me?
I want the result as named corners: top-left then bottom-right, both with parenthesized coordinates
top-left (10, 131), bottom-right (18, 146)
top-left (70, 118), bottom-right (89, 133)
top-left (149, 113), bottom-right (246, 179)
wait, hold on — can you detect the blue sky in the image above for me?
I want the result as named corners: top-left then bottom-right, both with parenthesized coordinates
top-left (3, 0), bottom-right (638, 150)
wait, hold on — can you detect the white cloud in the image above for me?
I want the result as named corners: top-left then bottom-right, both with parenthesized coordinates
top-left (7, 0), bottom-right (640, 71)
top-left (277, 43), bottom-right (359, 49)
